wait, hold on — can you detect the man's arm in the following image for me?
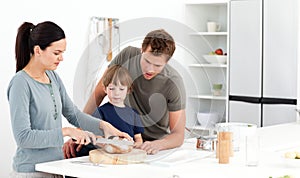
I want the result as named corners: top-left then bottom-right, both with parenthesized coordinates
top-left (139, 109), bottom-right (186, 154)
top-left (83, 69), bottom-right (108, 114)
top-left (162, 109), bottom-right (186, 147)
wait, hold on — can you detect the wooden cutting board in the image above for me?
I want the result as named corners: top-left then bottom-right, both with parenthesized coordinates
top-left (89, 148), bottom-right (147, 165)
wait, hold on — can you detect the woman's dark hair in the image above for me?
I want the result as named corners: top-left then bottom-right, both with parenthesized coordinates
top-left (15, 21), bottom-right (65, 72)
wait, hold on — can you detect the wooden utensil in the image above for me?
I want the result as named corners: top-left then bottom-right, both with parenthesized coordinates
top-left (107, 18), bottom-right (113, 61)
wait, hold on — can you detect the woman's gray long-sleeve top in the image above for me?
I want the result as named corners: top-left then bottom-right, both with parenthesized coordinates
top-left (7, 70), bottom-right (103, 172)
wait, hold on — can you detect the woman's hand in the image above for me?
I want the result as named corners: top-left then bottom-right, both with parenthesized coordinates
top-left (63, 127), bottom-right (96, 145)
top-left (100, 121), bottom-right (133, 141)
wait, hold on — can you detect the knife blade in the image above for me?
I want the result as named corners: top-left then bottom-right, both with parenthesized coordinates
top-left (95, 137), bottom-right (134, 146)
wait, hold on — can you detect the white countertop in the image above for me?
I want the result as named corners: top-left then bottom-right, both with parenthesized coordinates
top-left (36, 123), bottom-right (300, 178)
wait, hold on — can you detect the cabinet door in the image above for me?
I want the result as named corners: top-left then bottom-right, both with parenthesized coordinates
top-left (263, 104), bottom-right (296, 126)
top-left (229, 101), bottom-right (261, 126)
top-left (229, 0), bottom-right (262, 97)
top-left (263, 0), bottom-right (297, 99)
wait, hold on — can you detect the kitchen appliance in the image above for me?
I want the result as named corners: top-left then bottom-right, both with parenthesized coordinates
top-left (228, 0), bottom-right (298, 127)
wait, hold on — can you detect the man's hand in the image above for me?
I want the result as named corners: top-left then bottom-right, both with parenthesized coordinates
top-left (138, 140), bottom-right (162, 155)
top-left (62, 138), bottom-right (83, 159)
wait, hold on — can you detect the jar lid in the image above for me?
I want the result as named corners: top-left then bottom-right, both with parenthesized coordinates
top-left (198, 135), bottom-right (217, 141)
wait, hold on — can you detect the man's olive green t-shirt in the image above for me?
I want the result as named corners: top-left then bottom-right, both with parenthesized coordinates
top-left (109, 46), bottom-right (186, 141)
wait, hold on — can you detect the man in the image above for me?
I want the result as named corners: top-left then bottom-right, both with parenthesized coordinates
top-left (64, 29), bottom-right (186, 157)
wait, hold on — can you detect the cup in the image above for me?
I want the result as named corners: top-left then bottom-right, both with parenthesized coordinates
top-left (207, 22), bottom-right (221, 32)
top-left (245, 134), bottom-right (260, 166)
top-left (212, 83), bottom-right (223, 96)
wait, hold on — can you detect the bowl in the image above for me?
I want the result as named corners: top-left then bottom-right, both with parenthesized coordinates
top-left (203, 55), bottom-right (227, 64)
top-left (197, 112), bottom-right (220, 128)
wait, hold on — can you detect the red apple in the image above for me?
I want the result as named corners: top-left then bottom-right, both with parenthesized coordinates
top-left (215, 48), bottom-right (223, 55)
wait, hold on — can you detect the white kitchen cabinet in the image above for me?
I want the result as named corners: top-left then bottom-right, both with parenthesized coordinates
top-left (229, 0), bottom-right (298, 127)
top-left (229, 0), bottom-right (262, 98)
top-left (184, 0), bottom-right (229, 133)
top-left (297, 0), bottom-right (300, 123)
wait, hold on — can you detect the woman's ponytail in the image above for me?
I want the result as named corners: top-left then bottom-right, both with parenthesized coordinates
top-left (15, 22), bottom-right (35, 72)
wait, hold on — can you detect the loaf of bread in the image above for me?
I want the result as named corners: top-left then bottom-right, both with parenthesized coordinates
top-left (103, 143), bottom-right (133, 154)
top-left (102, 136), bottom-right (133, 154)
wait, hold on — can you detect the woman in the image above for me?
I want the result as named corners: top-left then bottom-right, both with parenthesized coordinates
top-left (7, 21), bottom-right (131, 177)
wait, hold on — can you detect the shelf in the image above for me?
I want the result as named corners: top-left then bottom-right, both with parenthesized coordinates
top-left (189, 64), bottom-right (227, 68)
top-left (185, 1), bottom-right (229, 124)
top-left (189, 95), bottom-right (227, 100)
top-left (190, 32), bottom-right (228, 36)
top-left (185, 0), bottom-right (228, 5)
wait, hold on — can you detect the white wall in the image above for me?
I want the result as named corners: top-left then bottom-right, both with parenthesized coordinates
top-left (0, 0), bottom-right (185, 176)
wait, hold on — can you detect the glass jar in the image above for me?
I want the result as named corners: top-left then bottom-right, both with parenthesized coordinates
top-left (196, 135), bottom-right (217, 151)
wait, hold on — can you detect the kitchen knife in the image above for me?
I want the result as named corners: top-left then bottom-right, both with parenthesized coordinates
top-left (95, 137), bottom-right (134, 146)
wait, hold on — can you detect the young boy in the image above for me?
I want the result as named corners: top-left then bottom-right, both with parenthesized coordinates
top-left (92, 64), bottom-right (144, 147)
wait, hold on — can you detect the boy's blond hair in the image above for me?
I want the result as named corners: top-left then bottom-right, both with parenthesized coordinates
top-left (102, 65), bottom-right (133, 92)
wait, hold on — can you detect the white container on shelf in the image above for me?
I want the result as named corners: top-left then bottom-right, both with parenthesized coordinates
top-left (197, 112), bottom-right (220, 128)
top-left (203, 55), bottom-right (227, 64)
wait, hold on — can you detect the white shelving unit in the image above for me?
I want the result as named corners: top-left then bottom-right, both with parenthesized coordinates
top-left (184, 0), bottom-right (229, 135)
